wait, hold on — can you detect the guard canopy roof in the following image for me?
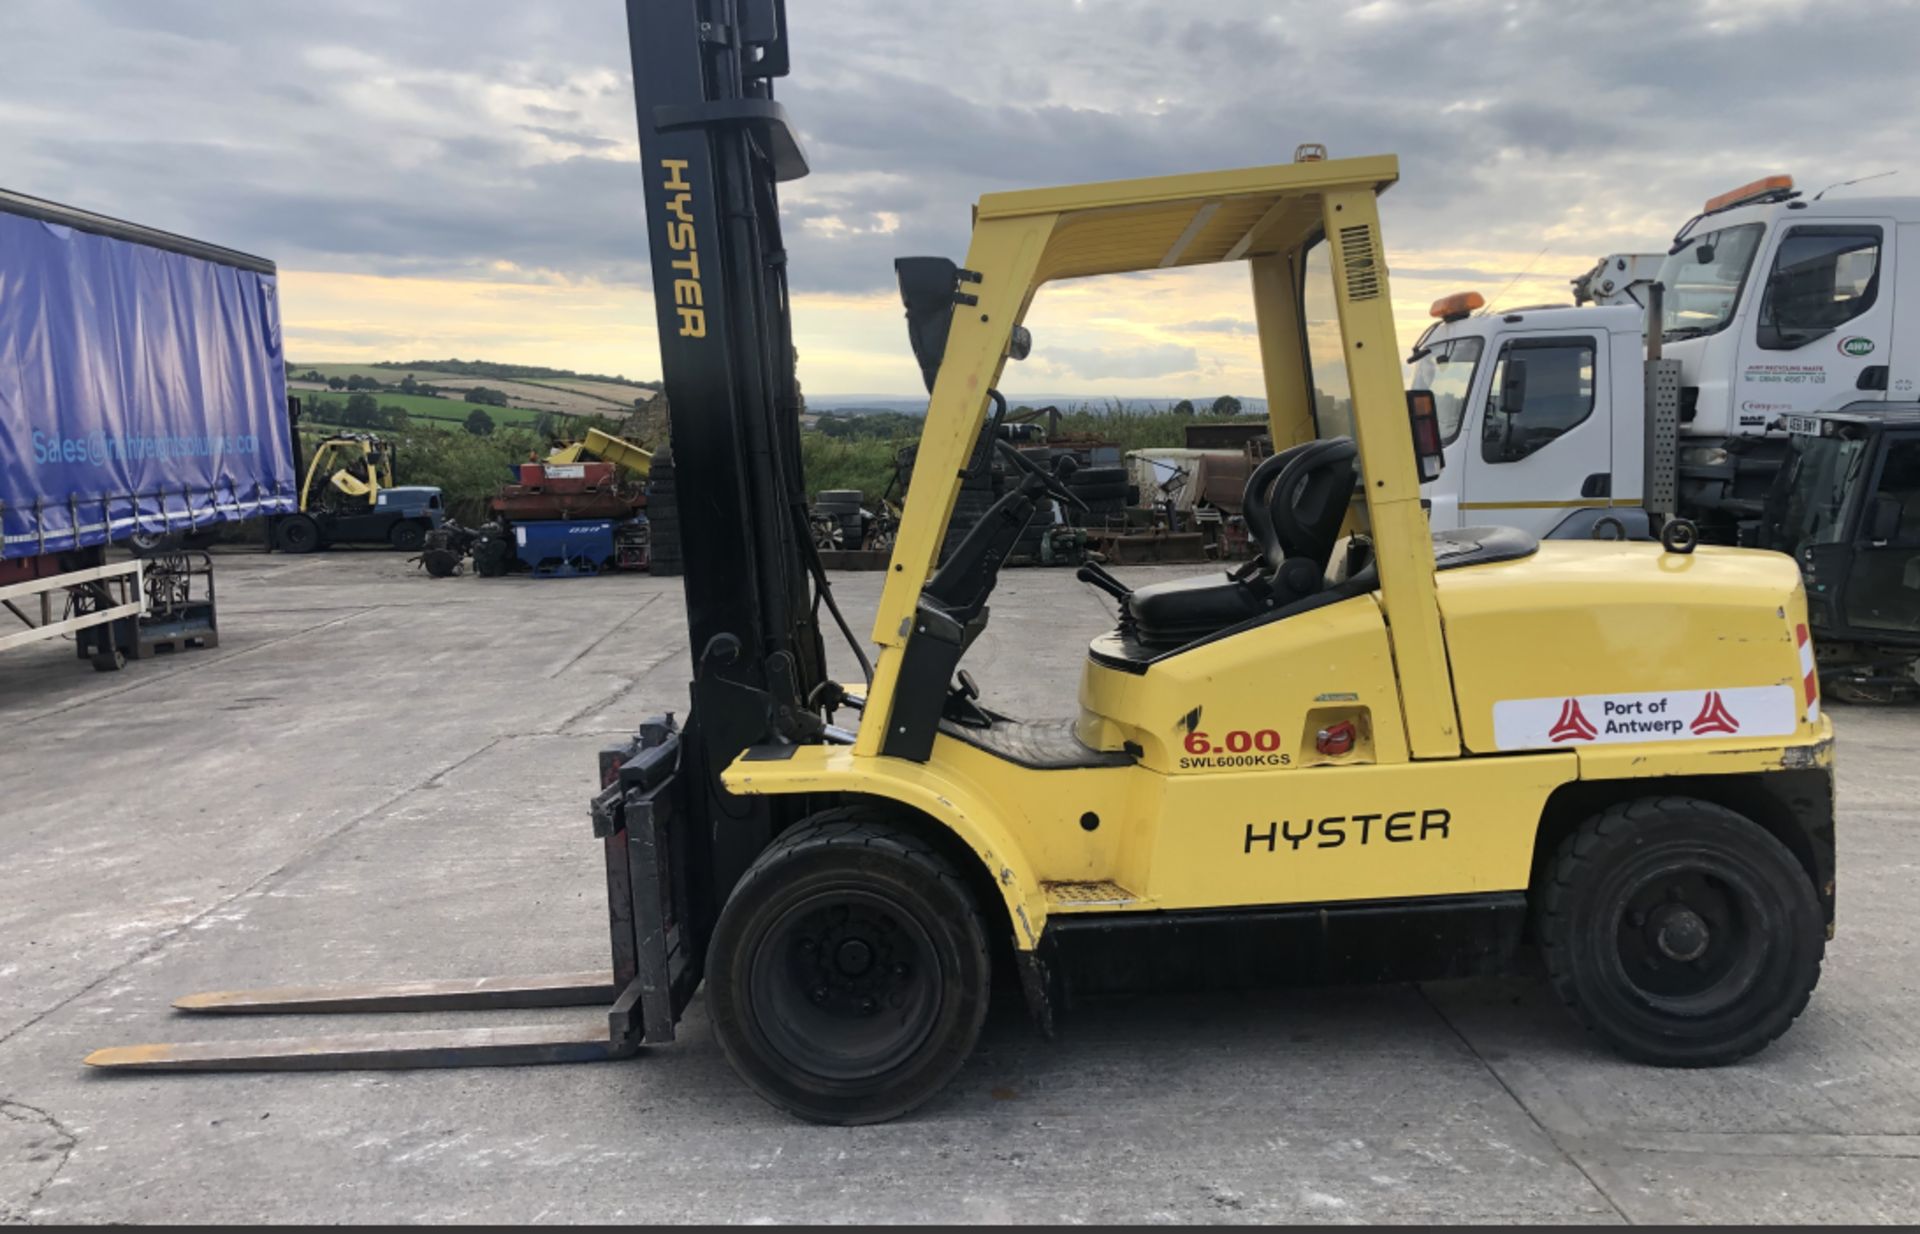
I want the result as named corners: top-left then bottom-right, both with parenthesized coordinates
top-left (974, 154), bottom-right (1399, 284)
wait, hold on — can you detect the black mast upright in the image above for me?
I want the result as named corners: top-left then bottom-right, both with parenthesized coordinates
top-left (626, 0), bottom-right (825, 948)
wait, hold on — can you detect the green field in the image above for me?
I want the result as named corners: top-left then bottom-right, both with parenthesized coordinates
top-left (295, 389), bottom-right (549, 429)
top-left (297, 363), bottom-right (474, 386)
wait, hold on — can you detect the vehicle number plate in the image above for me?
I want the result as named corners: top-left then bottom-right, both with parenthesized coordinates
top-left (1785, 415), bottom-right (1822, 436)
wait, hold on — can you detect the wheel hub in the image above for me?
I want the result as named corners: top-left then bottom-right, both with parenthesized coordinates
top-left (1613, 862), bottom-right (1763, 1011)
top-left (1652, 905), bottom-right (1711, 962)
top-left (748, 889), bottom-right (943, 1083)
top-left (835, 938), bottom-right (874, 977)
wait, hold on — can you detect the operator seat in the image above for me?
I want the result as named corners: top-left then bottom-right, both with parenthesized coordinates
top-left (1125, 438), bottom-right (1358, 647)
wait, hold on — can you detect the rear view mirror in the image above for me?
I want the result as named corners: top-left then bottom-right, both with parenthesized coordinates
top-left (1499, 359), bottom-right (1528, 416)
top-left (1406, 389), bottom-right (1444, 482)
top-left (1871, 494), bottom-right (1902, 542)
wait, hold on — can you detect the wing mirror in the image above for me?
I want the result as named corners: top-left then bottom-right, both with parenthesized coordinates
top-left (1498, 359), bottom-right (1529, 416)
top-left (1008, 325), bottom-right (1032, 362)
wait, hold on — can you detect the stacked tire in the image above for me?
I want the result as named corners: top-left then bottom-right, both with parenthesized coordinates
top-left (813, 490), bottom-right (867, 550)
top-left (648, 449), bottom-right (683, 577)
top-left (1065, 465), bottom-right (1130, 530)
top-left (942, 439), bottom-right (1004, 563)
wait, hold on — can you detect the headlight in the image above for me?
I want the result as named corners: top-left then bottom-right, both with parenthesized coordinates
top-left (1680, 445), bottom-right (1730, 468)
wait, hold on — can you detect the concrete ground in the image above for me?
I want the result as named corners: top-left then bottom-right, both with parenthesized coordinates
top-left (1, 548), bottom-right (1916, 1224)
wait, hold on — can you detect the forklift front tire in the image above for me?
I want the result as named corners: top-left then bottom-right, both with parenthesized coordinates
top-left (1537, 796), bottom-right (1824, 1068)
top-left (706, 810), bottom-right (991, 1125)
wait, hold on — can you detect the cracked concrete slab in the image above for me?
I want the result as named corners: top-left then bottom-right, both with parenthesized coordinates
top-left (0, 549), bottom-right (1914, 1222)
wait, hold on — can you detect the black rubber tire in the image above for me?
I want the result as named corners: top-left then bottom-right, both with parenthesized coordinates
top-left (816, 489), bottom-right (864, 505)
top-left (472, 536), bottom-right (515, 578)
top-left (1069, 466), bottom-right (1127, 487)
top-left (422, 548), bottom-right (462, 578)
top-left (128, 531), bottom-right (183, 558)
top-left (388, 521), bottom-right (428, 552)
top-left (91, 647), bottom-right (127, 672)
top-left (275, 515), bottom-right (322, 554)
top-left (1068, 481), bottom-right (1130, 503)
top-left (1537, 796), bottom-right (1824, 1068)
top-left (707, 809), bottom-right (991, 1125)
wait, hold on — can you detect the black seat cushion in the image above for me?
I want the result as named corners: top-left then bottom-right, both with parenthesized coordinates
top-left (1126, 571), bottom-right (1272, 645)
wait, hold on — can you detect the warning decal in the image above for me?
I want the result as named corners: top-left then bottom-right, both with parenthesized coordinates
top-left (1493, 686), bottom-right (1798, 751)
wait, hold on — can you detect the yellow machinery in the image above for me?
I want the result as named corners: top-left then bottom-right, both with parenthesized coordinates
top-left (545, 427), bottom-right (653, 477)
top-left (298, 433), bottom-right (393, 510)
top-left (703, 154), bottom-right (1835, 1119)
top-left (87, 50), bottom-right (1834, 1128)
top-left (275, 431), bottom-right (445, 554)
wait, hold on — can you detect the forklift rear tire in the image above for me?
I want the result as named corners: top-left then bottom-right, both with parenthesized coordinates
top-left (707, 810), bottom-right (990, 1125)
top-left (276, 515), bottom-right (321, 554)
top-left (388, 521), bottom-right (428, 552)
top-left (1537, 796), bottom-right (1824, 1068)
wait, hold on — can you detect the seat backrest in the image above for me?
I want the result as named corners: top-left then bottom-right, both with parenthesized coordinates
top-left (1260, 437), bottom-right (1357, 573)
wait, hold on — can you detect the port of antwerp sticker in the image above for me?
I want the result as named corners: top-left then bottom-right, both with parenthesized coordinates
top-left (1492, 686), bottom-right (1797, 750)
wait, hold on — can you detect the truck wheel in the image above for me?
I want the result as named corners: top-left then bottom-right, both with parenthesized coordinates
top-left (1537, 796), bottom-right (1823, 1067)
top-left (275, 515), bottom-right (322, 554)
top-left (388, 521), bottom-right (427, 552)
top-left (707, 810), bottom-right (991, 1125)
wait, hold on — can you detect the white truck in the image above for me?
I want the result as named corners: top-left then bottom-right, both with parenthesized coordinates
top-left (1408, 174), bottom-right (1920, 692)
top-left (1413, 174), bottom-right (1918, 544)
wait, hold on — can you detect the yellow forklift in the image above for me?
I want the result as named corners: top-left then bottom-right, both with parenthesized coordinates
top-left (273, 429), bottom-right (445, 553)
top-left (91, 0), bottom-right (1835, 1127)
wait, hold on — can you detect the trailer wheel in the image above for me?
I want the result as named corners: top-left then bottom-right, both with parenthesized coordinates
top-left (707, 810), bottom-right (990, 1125)
top-left (388, 521), bottom-right (427, 552)
top-left (1537, 796), bottom-right (1824, 1067)
top-left (91, 647), bottom-right (126, 672)
top-left (275, 515), bottom-right (322, 554)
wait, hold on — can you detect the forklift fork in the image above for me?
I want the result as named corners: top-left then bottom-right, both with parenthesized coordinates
top-left (86, 723), bottom-right (695, 1075)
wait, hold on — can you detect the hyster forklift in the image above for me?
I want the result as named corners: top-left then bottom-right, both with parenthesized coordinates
top-left (273, 429), bottom-right (446, 553)
top-left (90, 0), bottom-right (1837, 1126)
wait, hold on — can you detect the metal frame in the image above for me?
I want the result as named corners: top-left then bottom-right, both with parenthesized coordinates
top-left (0, 559), bottom-right (143, 654)
top-left (88, 0), bottom-right (828, 1073)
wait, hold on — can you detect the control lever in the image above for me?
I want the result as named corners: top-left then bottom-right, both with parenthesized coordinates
top-left (1076, 563), bottom-right (1132, 603)
top-left (943, 668), bottom-right (992, 728)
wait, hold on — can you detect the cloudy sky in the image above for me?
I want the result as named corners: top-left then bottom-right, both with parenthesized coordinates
top-left (4, 0), bottom-right (1913, 399)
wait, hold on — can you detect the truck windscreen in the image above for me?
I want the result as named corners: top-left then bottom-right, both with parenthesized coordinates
top-left (1409, 337), bottom-right (1482, 445)
top-left (1658, 223), bottom-right (1763, 341)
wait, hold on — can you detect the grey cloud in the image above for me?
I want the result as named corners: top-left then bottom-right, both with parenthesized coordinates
top-left (518, 125), bottom-right (624, 152)
top-left (1044, 344), bottom-right (1200, 381)
top-left (3, 0), bottom-right (1915, 311)
top-left (1174, 318), bottom-right (1258, 335)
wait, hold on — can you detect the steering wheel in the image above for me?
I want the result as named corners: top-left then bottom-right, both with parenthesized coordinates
top-left (1240, 438), bottom-right (1359, 574)
top-left (995, 440), bottom-right (1090, 511)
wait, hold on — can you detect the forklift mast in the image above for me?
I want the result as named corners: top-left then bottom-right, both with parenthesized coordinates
top-left (627, 0), bottom-right (831, 942)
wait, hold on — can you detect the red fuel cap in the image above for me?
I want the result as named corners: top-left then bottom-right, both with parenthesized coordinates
top-left (1315, 721), bottom-right (1357, 756)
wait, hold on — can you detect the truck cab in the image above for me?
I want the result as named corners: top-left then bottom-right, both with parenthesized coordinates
top-left (1763, 405), bottom-right (1920, 696)
top-left (1416, 176), bottom-right (1920, 543)
top-left (1413, 298), bottom-right (1646, 537)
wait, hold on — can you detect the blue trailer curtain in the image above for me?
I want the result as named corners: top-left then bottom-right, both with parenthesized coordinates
top-left (0, 210), bottom-right (296, 558)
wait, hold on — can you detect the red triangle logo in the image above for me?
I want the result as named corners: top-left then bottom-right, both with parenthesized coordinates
top-left (1690, 691), bottom-right (1740, 736)
top-left (1548, 698), bottom-right (1598, 743)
